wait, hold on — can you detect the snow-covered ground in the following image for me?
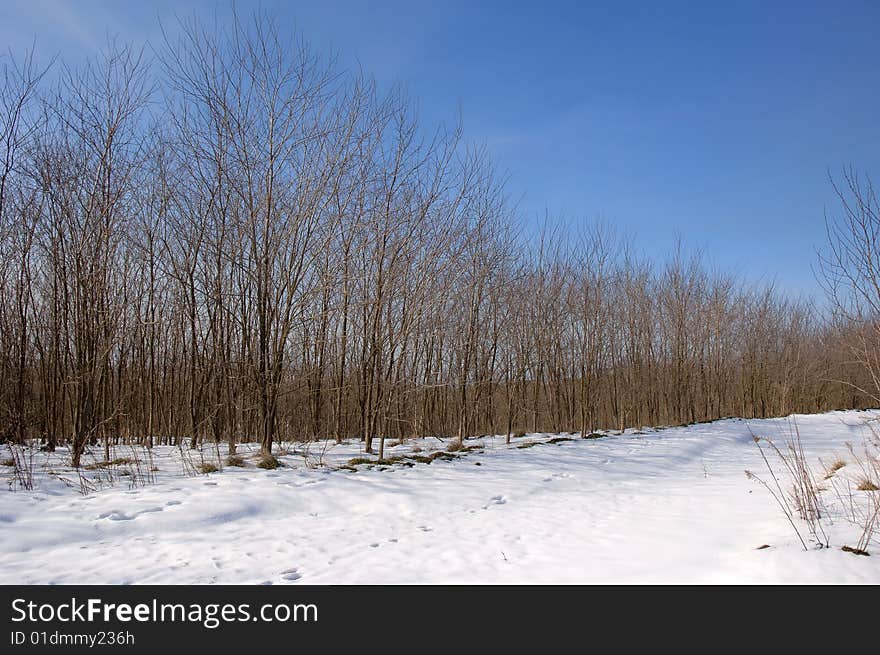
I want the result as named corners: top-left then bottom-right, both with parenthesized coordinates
top-left (1, 410), bottom-right (879, 584)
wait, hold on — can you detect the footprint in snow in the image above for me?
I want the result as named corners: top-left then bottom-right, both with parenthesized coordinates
top-left (280, 568), bottom-right (302, 581)
top-left (97, 510), bottom-right (134, 521)
top-left (418, 526), bottom-right (433, 532)
top-left (482, 495), bottom-right (507, 509)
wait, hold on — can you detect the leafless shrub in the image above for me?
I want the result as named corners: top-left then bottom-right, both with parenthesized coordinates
top-left (828, 437), bottom-right (880, 554)
top-left (746, 423), bottom-right (829, 550)
top-left (177, 443), bottom-right (199, 477)
top-left (5, 442), bottom-right (34, 491)
top-left (301, 439), bottom-right (331, 469)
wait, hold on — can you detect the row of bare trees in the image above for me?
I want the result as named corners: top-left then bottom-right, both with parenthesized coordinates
top-left (0, 13), bottom-right (872, 466)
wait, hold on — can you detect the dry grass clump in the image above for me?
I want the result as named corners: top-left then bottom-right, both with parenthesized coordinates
top-left (256, 454), bottom-right (280, 470)
top-left (824, 458), bottom-right (846, 479)
top-left (856, 477), bottom-right (879, 492)
top-left (84, 456), bottom-right (135, 470)
top-left (225, 454), bottom-right (247, 467)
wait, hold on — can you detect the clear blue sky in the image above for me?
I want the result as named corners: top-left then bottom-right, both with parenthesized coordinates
top-left (2, 0), bottom-right (879, 299)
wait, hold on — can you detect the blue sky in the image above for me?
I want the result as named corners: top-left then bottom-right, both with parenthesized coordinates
top-left (2, 0), bottom-right (879, 298)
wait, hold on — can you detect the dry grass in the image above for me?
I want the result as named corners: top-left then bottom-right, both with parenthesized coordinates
top-left (84, 456), bottom-right (135, 470)
top-left (824, 458), bottom-right (846, 479)
top-left (856, 477), bottom-right (879, 492)
top-left (746, 423), bottom-right (828, 551)
top-left (827, 432), bottom-right (880, 554)
top-left (225, 454), bottom-right (247, 467)
top-left (256, 454), bottom-right (280, 470)
top-left (198, 462), bottom-right (219, 474)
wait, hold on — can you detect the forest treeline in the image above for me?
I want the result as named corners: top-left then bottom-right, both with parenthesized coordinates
top-left (0, 14), bottom-right (872, 466)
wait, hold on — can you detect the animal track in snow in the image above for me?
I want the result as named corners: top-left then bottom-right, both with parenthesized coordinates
top-left (482, 495), bottom-right (507, 510)
top-left (97, 506), bottom-right (163, 521)
top-left (280, 568), bottom-right (302, 581)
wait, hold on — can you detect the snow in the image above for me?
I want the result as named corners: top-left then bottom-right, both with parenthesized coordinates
top-left (1, 410), bottom-right (879, 584)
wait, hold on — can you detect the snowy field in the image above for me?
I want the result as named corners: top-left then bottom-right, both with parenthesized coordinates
top-left (1, 410), bottom-right (879, 584)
